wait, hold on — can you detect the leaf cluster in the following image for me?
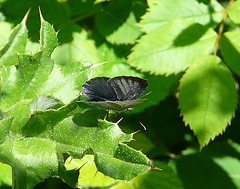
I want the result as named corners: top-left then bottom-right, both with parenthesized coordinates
top-left (0, 0), bottom-right (240, 189)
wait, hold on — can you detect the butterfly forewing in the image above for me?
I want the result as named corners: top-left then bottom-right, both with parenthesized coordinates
top-left (109, 76), bottom-right (148, 101)
top-left (82, 77), bottom-right (117, 101)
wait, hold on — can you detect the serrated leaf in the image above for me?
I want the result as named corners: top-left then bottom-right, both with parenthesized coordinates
top-left (96, 0), bottom-right (146, 44)
top-left (179, 55), bottom-right (237, 149)
top-left (139, 0), bottom-right (224, 32)
top-left (220, 31), bottom-right (240, 76)
top-left (0, 12), bottom-right (28, 66)
top-left (128, 19), bottom-right (216, 75)
top-left (228, 0), bottom-right (240, 24)
top-left (52, 24), bottom-right (99, 65)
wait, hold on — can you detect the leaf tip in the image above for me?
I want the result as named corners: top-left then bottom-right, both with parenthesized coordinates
top-left (148, 161), bottom-right (162, 171)
top-left (22, 8), bottom-right (31, 24)
top-left (38, 6), bottom-right (44, 22)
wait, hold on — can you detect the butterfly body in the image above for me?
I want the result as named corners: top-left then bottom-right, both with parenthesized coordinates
top-left (81, 76), bottom-right (148, 111)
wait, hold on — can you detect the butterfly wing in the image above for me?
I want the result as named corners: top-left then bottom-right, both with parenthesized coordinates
top-left (82, 77), bottom-right (118, 101)
top-left (83, 99), bottom-right (148, 111)
top-left (108, 76), bottom-right (149, 101)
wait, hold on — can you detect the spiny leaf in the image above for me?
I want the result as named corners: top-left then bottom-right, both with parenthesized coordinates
top-left (0, 11), bottom-right (28, 66)
top-left (179, 55), bottom-right (238, 149)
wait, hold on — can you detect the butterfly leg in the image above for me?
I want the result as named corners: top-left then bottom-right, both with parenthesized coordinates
top-left (104, 110), bottom-right (109, 120)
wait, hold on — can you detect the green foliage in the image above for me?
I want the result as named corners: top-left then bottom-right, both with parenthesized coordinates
top-left (0, 0), bottom-right (240, 188)
top-left (179, 56), bottom-right (237, 149)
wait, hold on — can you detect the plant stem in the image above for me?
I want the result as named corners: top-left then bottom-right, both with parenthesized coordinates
top-left (213, 0), bottom-right (234, 56)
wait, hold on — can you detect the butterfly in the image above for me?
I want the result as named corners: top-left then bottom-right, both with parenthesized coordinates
top-left (81, 76), bottom-right (149, 111)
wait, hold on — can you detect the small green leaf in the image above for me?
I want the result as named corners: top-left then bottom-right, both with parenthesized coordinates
top-left (139, 0), bottom-right (224, 32)
top-left (0, 12), bottom-right (28, 66)
top-left (52, 24), bottom-right (99, 65)
top-left (228, 0), bottom-right (240, 24)
top-left (0, 163), bottom-right (12, 187)
top-left (220, 31), bottom-right (240, 76)
top-left (179, 56), bottom-right (238, 149)
top-left (65, 155), bottom-right (116, 188)
top-left (96, 0), bottom-right (146, 44)
top-left (128, 19), bottom-right (216, 75)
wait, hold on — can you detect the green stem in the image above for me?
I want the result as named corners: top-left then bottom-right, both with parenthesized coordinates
top-left (213, 0), bottom-right (234, 56)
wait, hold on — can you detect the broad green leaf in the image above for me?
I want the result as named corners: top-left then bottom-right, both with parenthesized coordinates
top-left (111, 161), bottom-right (183, 189)
top-left (139, 0), bottom-right (224, 32)
top-left (0, 12), bottom-right (28, 66)
top-left (228, 0), bottom-right (240, 24)
top-left (96, 0), bottom-right (146, 44)
top-left (176, 141), bottom-right (240, 189)
top-left (179, 56), bottom-right (237, 149)
top-left (52, 24), bottom-right (99, 65)
top-left (220, 31), bottom-right (240, 76)
top-left (128, 19), bottom-right (216, 75)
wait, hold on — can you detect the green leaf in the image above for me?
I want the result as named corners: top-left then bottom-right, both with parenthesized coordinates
top-left (220, 31), bottom-right (240, 75)
top-left (179, 55), bottom-right (237, 149)
top-left (0, 12), bottom-right (28, 66)
top-left (52, 24), bottom-right (99, 65)
top-left (176, 141), bottom-right (240, 189)
top-left (96, 0), bottom-right (146, 44)
top-left (128, 19), bottom-right (216, 75)
top-left (0, 22), bottom-right (12, 48)
top-left (65, 155), bottom-right (116, 188)
top-left (228, 0), bottom-right (240, 24)
top-left (111, 161), bottom-right (183, 189)
top-left (139, 0), bottom-right (224, 32)
top-left (0, 163), bottom-right (12, 187)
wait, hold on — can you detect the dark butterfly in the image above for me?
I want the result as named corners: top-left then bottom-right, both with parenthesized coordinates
top-left (81, 76), bottom-right (149, 111)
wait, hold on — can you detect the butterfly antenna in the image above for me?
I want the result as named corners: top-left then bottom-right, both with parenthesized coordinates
top-left (140, 91), bottom-right (152, 98)
top-left (129, 110), bottom-right (147, 130)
